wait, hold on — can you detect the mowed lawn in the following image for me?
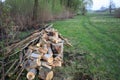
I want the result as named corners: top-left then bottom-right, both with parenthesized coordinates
top-left (52, 13), bottom-right (120, 80)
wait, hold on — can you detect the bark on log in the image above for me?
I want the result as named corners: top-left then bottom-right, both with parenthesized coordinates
top-left (38, 67), bottom-right (53, 80)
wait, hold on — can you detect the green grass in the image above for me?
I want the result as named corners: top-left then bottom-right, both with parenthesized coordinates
top-left (52, 13), bottom-right (120, 80)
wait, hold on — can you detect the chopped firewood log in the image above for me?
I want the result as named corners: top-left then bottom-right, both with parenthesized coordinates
top-left (38, 67), bottom-right (53, 80)
top-left (46, 71), bottom-right (53, 80)
top-left (42, 52), bottom-right (53, 64)
top-left (47, 46), bottom-right (53, 57)
top-left (51, 42), bottom-right (63, 54)
top-left (42, 32), bottom-right (49, 41)
top-left (30, 53), bottom-right (41, 59)
top-left (42, 56), bottom-right (53, 64)
top-left (41, 61), bottom-right (52, 69)
top-left (27, 68), bottom-right (37, 80)
top-left (54, 31), bottom-right (59, 39)
top-left (29, 46), bottom-right (38, 51)
top-left (48, 36), bottom-right (62, 44)
top-left (38, 47), bottom-right (48, 54)
top-left (52, 60), bottom-right (62, 67)
top-left (37, 42), bottom-right (48, 54)
top-left (25, 59), bottom-right (41, 71)
top-left (54, 56), bottom-right (62, 61)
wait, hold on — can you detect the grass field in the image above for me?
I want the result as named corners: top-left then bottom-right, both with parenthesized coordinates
top-left (52, 13), bottom-right (120, 80)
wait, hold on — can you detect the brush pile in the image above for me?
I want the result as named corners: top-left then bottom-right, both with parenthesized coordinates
top-left (2, 24), bottom-right (71, 80)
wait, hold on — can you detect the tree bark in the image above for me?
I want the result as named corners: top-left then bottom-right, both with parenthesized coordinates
top-left (32, 0), bottom-right (39, 22)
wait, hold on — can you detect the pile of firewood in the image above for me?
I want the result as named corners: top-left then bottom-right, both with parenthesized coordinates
top-left (2, 24), bottom-right (71, 80)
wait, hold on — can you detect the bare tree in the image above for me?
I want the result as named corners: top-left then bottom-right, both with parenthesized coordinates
top-left (109, 0), bottom-right (116, 14)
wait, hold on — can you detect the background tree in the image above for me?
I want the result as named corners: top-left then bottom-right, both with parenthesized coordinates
top-left (80, 0), bottom-right (93, 15)
top-left (32, 0), bottom-right (38, 22)
top-left (3, 0), bottom-right (93, 30)
top-left (109, 0), bottom-right (116, 14)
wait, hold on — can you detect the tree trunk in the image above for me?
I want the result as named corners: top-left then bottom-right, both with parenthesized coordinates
top-left (109, 6), bottom-right (112, 14)
top-left (82, 6), bottom-right (86, 15)
top-left (32, 0), bottom-right (39, 22)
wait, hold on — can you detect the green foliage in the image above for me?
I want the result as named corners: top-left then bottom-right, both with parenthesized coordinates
top-left (5, 0), bottom-right (33, 15)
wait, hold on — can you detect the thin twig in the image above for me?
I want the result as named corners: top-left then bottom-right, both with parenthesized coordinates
top-left (4, 60), bottom-right (15, 66)
top-left (16, 67), bottom-right (24, 80)
top-left (5, 59), bottom-right (18, 76)
top-left (7, 62), bottom-right (21, 77)
top-left (2, 59), bottom-right (5, 80)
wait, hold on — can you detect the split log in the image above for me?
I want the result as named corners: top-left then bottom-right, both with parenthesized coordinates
top-left (51, 42), bottom-right (64, 54)
top-left (42, 53), bottom-right (53, 64)
top-left (48, 36), bottom-right (62, 43)
top-left (41, 61), bottom-right (52, 69)
top-left (38, 47), bottom-right (48, 54)
top-left (52, 60), bottom-right (62, 67)
top-left (27, 68), bottom-right (37, 80)
top-left (24, 59), bottom-right (40, 71)
top-left (38, 67), bottom-right (53, 80)
top-left (30, 53), bottom-right (41, 59)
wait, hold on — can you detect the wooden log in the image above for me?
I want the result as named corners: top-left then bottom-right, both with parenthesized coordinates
top-left (28, 46), bottom-right (38, 51)
top-left (25, 59), bottom-right (40, 71)
top-left (37, 43), bottom-right (48, 54)
top-left (46, 71), bottom-right (53, 80)
top-left (48, 36), bottom-right (62, 44)
top-left (42, 53), bottom-right (53, 64)
top-left (41, 32), bottom-right (49, 41)
top-left (47, 46), bottom-right (53, 55)
top-left (30, 53), bottom-right (41, 59)
top-left (52, 60), bottom-right (62, 67)
top-left (27, 68), bottom-right (37, 80)
top-left (38, 67), bottom-right (53, 80)
top-left (41, 61), bottom-right (52, 69)
top-left (38, 47), bottom-right (48, 54)
top-left (51, 42), bottom-right (64, 54)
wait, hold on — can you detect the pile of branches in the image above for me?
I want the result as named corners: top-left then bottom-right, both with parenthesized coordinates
top-left (0, 24), bottom-right (72, 80)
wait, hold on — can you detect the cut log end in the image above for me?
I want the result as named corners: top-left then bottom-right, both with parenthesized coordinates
top-left (46, 71), bottom-right (54, 80)
top-left (27, 72), bottom-right (35, 80)
top-left (38, 70), bottom-right (53, 80)
top-left (27, 69), bottom-right (36, 80)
